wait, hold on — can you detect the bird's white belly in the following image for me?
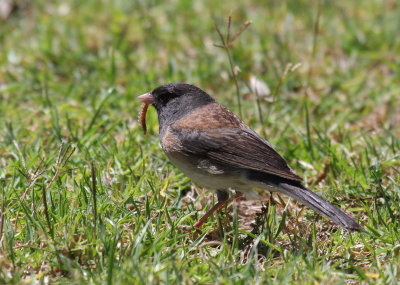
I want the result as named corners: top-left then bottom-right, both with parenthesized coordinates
top-left (166, 152), bottom-right (262, 199)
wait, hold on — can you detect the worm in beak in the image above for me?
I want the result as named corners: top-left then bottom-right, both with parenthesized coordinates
top-left (137, 92), bottom-right (154, 135)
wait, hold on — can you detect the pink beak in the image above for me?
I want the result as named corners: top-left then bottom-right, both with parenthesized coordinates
top-left (137, 92), bottom-right (154, 104)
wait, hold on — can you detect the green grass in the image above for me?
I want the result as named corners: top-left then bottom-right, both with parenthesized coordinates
top-left (1, 0), bottom-right (399, 283)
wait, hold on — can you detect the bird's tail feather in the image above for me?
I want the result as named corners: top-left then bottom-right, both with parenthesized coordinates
top-left (278, 183), bottom-right (361, 231)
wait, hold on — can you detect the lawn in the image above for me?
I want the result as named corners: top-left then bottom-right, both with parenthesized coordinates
top-left (0, 0), bottom-right (399, 283)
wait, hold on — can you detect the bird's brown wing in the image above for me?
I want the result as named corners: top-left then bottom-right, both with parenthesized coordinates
top-left (170, 126), bottom-right (302, 182)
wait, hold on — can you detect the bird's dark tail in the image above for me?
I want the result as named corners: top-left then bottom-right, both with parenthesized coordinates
top-left (277, 183), bottom-right (361, 231)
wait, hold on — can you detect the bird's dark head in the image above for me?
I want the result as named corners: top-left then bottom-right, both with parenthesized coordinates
top-left (138, 83), bottom-right (215, 131)
top-left (139, 83), bottom-right (214, 112)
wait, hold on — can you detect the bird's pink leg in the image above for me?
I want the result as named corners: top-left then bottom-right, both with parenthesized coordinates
top-left (193, 199), bottom-right (230, 228)
top-left (234, 192), bottom-right (245, 202)
top-left (193, 192), bottom-right (247, 228)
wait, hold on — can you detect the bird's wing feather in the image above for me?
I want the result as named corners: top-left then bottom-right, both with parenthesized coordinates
top-left (171, 127), bottom-right (302, 182)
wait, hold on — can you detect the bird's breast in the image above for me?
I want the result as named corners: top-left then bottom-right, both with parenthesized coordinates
top-left (160, 126), bottom-right (183, 153)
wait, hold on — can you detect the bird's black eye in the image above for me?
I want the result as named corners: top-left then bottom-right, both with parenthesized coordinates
top-left (156, 91), bottom-right (179, 106)
top-left (151, 83), bottom-right (196, 110)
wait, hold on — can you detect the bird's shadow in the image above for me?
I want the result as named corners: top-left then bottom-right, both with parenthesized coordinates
top-left (185, 198), bottom-right (344, 260)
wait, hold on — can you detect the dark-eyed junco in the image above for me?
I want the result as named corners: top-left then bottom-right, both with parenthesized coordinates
top-left (138, 83), bottom-right (361, 231)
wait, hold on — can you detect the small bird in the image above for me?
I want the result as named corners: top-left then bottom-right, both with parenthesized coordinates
top-left (138, 83), bottom-right (361, 231)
